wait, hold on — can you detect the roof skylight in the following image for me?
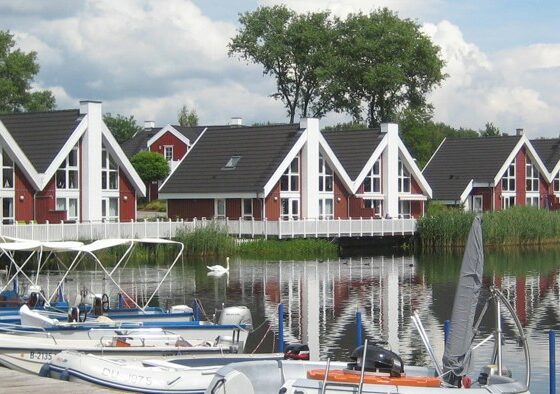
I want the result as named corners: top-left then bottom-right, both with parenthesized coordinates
top-left (224, 155), bottom-right (241, 169)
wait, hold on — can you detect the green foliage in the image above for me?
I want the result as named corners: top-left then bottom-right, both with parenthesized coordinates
top-left (229, 6), bottom-right (336, 123)
top-left (322, 121), bottom-right (367, 132)
top-left (104, 113), bottom-right (143, 144)
top-left (143, 200), bottom-right (167, 212)
top-left (418, 206), bottom-right (560, 248)
top-left (237, 238), bottom-right (338, 260)
top-left (178, 105), bottom-right (199, 127)
top-left (479, 122), bottom-right (501, 137)
top-left (130, 151), bottom-right (170, 183)
top-left (175, 223), bottom-right (236, 256)
top-left (0, 30), bottom-right (56, 113)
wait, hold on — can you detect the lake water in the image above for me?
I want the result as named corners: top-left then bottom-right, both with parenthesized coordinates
top-left (34, 247), bottom-right (560, 392)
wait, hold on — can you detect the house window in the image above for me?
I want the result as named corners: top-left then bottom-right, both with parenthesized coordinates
top-left (364, 199), bottom-right (383, 217)
top-left (1, 150), bottom-right (14, 189)
top-left (102, 148), bottom-right (119, 190)
top-left (399, 200), bottom-right (411, 218)
top-left (501, 162), bottom-right (515, 192)
top-left (1, 197), bottom-right (14, 224)
top-left (56, 197), bottom-right (79, 221)
top-left (164, 146), bottom-right (173, 162)
top-left (242, 199), bottom-right (253, 219)
top-left (318, 154), bottom-right (333, 192)
top-left (281, 197), bottom-right (299, 220)
top-left (555, 173), bottom-right (560, 193)
top-left (56, 147), bottom-right (79, 190)
top-left (526, 159), bottom-right (539, 192)
top-left (224, 155), bottom-right (241, 169)
top-left (364, 159), bottom-right (381, 193)
top-left (101, 197), bottom-right (119, 221)
top-left (472, 195), bottom-right (483, 213)
top-left (281, 156), bottom-right (299, 192)
top-left (502, 195), bottom-right (515, 209)
top-left (398, 159), bottom-right (410, 193)
top-left (215, 199), bottom-right (226, 219)
top-left (319, 198), bottom-right (334, 219)
top-left (526, 196), bottom-right (539, 207)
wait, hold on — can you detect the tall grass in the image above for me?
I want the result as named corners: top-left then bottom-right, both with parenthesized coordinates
top-left (418, 206), bottom-right (560, 248)
top-left (175, 222), bottom-right (236, 256)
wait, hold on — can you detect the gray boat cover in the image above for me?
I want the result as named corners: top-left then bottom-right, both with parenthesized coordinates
top-left (442, 216), bottom-right (484, 379)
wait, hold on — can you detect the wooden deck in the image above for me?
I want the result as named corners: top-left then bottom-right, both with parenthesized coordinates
top-left (0, 367), bottom-right (121, 393)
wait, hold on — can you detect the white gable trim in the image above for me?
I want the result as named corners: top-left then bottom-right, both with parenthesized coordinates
top-left (0, 120), bottom-right (42, 190)
top-left (101, 123), bottom-right (146, 196)
top-left (147, 125), bottom-right (190, 148)
top-left (263, 130), bottom-right (308, 196)
top-left (159, 127), bottom-right (208, 192)
top-left (397, 139), bottom-right (432, 198)
top-left (422, 137), bottom-right (447, 172)
top-left (352, 136), bottom-right (388, 194)
top-left (318, 134), bottom-right (353, 192)
top-left (459, 179), bottom-right (474, 204)
top-left (41, 115), bottom-right (88, 189)
top-left (493, 136), bottom-right (551, 185)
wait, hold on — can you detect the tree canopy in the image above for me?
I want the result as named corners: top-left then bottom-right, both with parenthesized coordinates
top-left (178, 105), bottom-right (199, 127)
top-left (0, 30), bottom-right (56, 113)
top-left (479, 122), bottom-right (501, 137)
top-left (104, 113), bottom-right (143, 144)
top-left (229, 7), bottom-right (445, 126)
top-left (130, 151), bottom-right (170, 183)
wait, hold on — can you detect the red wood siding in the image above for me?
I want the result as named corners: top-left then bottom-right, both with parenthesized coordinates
top-left (35, 177), bottom-right (66, 223)
top-left (226, 199), bottom-right (241, 219)
top-left (411, 178), bottom-right (422, 194)
top-left (168, 199), bottom-right (214, 220)
top-left (265, 182), bottom-right (281, 220)
top-left (334, 174), bottom-right (349, 219)
top-left (148, 181), bottom-right (159, 201)
top-left (149, 132), bottom-right (188, 161)
top-left (14, 167), bottom-right (34, 222)
top-left (470, 187), bottom-right (493, 212)
top-left (516, 148), bottom-right (526, 205)
top-left (119, 169), bottom-right (136, 221)
top-left (411, 201), bottom-right (423, 218)
top-left (495, 179), bottom-right (502, 210)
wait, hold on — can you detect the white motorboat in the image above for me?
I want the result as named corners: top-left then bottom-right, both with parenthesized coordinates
top-left (205, 218), bottom-right (531, 394)
top-left (42, 350), bottom-right (284, 393)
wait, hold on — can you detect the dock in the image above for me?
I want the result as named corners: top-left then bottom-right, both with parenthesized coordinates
top-left (0, 367), bottom-right (120, 393)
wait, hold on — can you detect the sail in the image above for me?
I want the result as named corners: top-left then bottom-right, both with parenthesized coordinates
top-left (442, 216), bottom-right (484, 382)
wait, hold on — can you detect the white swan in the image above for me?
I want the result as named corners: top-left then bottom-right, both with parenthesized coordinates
top-left (207, 257), bottom-right (230, 273)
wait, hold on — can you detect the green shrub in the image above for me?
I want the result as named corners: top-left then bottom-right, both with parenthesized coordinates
top-left (144, 200), bottom-right (167, 212)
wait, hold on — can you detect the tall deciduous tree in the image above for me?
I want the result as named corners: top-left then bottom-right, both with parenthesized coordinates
top-left (229, 6), bottom-right (335, 123)
top-left (334, 9), bottom-right (446, 128)
top-left (178, 105), bottom-right (199, 127)
top-left (131, 151), bottom-right (170, 183)
top-left (0, 30), bottom-right (56, 113)
top-left (104, 113), bottom-right (143, 144)
top-left (480, 122), bottom-right (501, 137)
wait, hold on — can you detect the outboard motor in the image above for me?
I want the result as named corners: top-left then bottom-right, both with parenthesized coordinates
top-left (347, 344), bottom-right (404, 377)
top-left (284, 343), bottom-right (310, 360)
top-left (217, 306), bottom-right (253, 329)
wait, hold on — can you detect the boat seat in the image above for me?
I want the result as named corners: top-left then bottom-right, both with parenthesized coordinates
top-left (19, 304), bottom-right (59, 328)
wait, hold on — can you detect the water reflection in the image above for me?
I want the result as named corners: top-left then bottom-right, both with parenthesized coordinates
top-left (29, 248), bottom-right (560, 392)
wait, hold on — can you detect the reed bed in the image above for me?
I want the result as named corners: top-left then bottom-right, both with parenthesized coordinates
top-left (175, 222), bottom-right (236, 256)
top-left (418, 206), bottom-right (560, 248)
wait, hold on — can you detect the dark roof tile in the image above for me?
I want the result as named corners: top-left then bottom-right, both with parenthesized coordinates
top-left (530, 138), bottom-right (560, 173)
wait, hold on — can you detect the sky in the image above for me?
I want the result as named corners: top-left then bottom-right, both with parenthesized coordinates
top-left (1, 0), bottom-right (559, 137)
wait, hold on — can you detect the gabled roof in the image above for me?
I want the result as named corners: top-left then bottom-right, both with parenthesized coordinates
top-left (160, 124), bottom-right (302, 196)
top-left (0, 110), bottom-right (82, 173)
top-left (121, 128), bottom-right (159, 158)
top-left (322, 129), bottom-right (384, 180)
top-left (423, 136), bottom-right (522, 201)
top-left (530, 138), bottom-right (560, 173)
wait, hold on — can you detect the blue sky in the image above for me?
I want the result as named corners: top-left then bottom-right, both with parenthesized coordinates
top-left (1, 0), bottom-right (559, 136)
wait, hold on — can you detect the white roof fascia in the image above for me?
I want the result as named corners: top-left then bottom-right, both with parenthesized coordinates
top-left (147, 124), bottom-right (190, 148)
top-left (158, 127), bottom-right (209, 192)
top-left (318, 133), bottom-right (354, 193)
top-left (493, 137), bottom-right (525, 186)
top-left (41, 115), bottom-right (88, 189)
top-left (263, 129), bottom-right (308, 197)
top-left (159, 192), bottom-right (258, 200)
top-left (422, 137), bottom-right (447, 172)
top-left (524, 137), bottom-right (553, 183)
top-left (397, 139), bottom-right (433, 198)
top-left (0, 120), bottom-right (42, 190)
top-left (351, 136), bottom-right (388, 194)
top-left (459, 179), bottom-right (474, 204)
top-left (398, 193), bottom-right (428, 201)
top-left (101, 123), bottom-right (146, 197)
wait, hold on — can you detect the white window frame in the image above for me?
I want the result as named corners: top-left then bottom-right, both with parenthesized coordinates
top-left (318, 197), bottom-right (334, 220)
top-left (525, 158), bottom-right (539, 192)
top-left (164, 145), bottom-right (173, 162)
top-left (56, 146), bottom-right (79, 190)
top-left (526, 196), bottom-right (539, 207)
top-left (398, 158), bottom-right (411, 193)
top-left (1, 150), bottom-right (14, 190)
top-left (242, 199), bottom-right (253, 219)
top-left (502, 195), bottom-right (515, 209)
top-left (102, 148), bottom-right (119, 191)
top-left (281, 156), bottom-right (299, 192)
top-left (554, 173), bottom-right (560, 193)
top-left (472, 195), bottom-right (483, 213)
top-left (56, 196), bottom-right (79, 221)
top-left (399, 200), bottom-right (411, 218)
top-left (364, 199), bottom-right (383, 217)
top-left (318, 154), bottom-right (333, 192)
top-left (1, 197), bottom-right (14, 224)
top-left (364, 159), bottom-right (381, 194)
top-left (215, 199), bottom-right (226, 219)
top-left (502, 161), bottom-right (515, 192)
top-left (281, 197), bottom-right (299, 220)
top-left (101, 197), bottom-right (119, 222)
